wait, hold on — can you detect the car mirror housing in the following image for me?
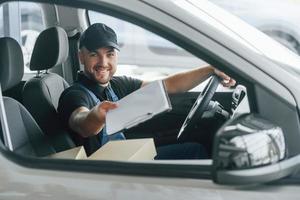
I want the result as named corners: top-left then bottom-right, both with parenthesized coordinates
top-left (212, 114), bottom-right (290, 185)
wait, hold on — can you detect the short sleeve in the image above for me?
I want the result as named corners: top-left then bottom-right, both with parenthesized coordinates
top-left (57, 87), bottom-right (92, 129)
top-left (110, 76), bottom-right (143, 99)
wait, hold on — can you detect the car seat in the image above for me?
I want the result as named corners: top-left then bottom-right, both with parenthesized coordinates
top-left (0, 37), bottom-right (56, 156)
top-left (22, 26), bottom-right (75, 152)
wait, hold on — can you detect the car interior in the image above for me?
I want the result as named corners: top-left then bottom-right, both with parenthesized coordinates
top-left (1, 1), bottom-right (298, 171)
top-left (0, 35), bottom-right (234, 156)
top-left (0, 33), bottom-right (248, 161)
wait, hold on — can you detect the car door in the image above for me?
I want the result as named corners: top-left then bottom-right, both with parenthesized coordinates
top-left (1, 0), bottom-right (300, 199)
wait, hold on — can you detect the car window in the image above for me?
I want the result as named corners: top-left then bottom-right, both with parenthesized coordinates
top-left (176, 0), bottom-right (300, 77)
top-left (209, 0), bottom-right (300, 55)
top-left (88, 11), bottom-right (208, 91)
top-left (0, 2), bottom-right (45, 75)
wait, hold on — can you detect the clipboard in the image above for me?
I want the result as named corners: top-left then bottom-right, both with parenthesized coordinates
top-left (106, 80), bottom-right (172, 135)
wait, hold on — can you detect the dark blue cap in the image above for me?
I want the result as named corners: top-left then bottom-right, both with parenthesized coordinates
top-left (79, 23), bottom-right (119, 51)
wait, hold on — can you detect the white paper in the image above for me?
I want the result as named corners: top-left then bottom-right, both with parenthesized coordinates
top-left (106, 80), bottom-right (171, 135)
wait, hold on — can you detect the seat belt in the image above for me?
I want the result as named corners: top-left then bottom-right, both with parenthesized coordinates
top-left (68, 32), bottom-right (81, 84)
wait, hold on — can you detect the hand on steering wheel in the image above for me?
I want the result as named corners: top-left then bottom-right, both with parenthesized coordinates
top-left (177, 75), bottom-right (221, 141)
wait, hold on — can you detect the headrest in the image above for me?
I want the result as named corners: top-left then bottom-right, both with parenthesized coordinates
top-left (30, 26), bottom-right (69, 71)
top-left (0, 37), bottom-right (24, 91)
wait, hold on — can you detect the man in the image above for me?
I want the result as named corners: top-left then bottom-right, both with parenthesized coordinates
top-left (58, 23), bottom-right (235, 158)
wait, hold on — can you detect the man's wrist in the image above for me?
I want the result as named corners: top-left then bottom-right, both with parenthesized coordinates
top-left (203, 65), bottom-right (215, 76)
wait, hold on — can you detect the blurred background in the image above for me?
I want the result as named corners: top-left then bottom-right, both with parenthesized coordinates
top-left (1, 0), bottom-right (300, 90)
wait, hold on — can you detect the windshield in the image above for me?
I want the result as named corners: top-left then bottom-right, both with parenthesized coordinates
top-left (174, 0), bottom-right (300, 76)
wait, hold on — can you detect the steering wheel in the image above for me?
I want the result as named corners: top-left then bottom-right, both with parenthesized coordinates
top-left (177, 75), bottom-right (221, 141)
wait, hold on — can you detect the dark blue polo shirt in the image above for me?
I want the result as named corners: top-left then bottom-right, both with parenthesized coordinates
top-left (57, 72), bottom-right (142, 155)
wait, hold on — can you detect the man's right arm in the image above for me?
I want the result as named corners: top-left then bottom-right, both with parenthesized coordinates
top-left (68, 101), bottom-right (118, 138)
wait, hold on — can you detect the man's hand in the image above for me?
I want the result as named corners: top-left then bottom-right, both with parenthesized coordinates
top-left (213, 68), bottom-right (236, 87)
top-left (69, 101), bottom-right (118, 138)
top-left (94, 101), bottom-right (118, 125)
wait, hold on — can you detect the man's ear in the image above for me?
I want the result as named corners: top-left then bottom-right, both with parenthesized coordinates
top-left (78, 50), bottom-right (84, 64)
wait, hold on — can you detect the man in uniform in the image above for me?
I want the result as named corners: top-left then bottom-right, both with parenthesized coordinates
top-left (58, 23), bottom-right (235, 159)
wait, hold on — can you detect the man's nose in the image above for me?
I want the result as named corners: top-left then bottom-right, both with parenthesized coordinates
top-left (97, 55), bottom-right (108, 67)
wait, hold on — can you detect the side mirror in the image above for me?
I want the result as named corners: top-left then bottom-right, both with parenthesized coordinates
top-left (212, 114), bottom-right (290, 185)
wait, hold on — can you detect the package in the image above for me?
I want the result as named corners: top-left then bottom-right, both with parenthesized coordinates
top-left (47, 146), bottom-right (87, 159)
top-left (88, 138), bottom-right (157, 161)
top-left (48, 138), bottom-right (156, 161)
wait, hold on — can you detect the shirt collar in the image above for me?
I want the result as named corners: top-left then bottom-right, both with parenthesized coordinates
top-left (77, 72), bottom-right (107, 99)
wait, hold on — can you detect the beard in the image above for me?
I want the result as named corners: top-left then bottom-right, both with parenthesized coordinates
top-left (84, 66), bottom-right (114, 85)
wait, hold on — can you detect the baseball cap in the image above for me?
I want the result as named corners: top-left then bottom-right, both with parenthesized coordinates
top-left (79, 23), bottom-right (119, 51)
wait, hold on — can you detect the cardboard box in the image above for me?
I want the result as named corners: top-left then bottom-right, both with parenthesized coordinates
top-left (47, 138), bottom-right (156, 161)
top-left (47, 146), bottom-right (87, 159)
top-left (88, 138), bottom-right (156, 161)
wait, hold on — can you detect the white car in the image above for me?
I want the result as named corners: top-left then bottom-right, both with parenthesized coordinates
top-left (1, 0), bottom-right (300, 199)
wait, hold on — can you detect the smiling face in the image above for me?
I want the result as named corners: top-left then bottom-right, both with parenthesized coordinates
top-left (79, 46), bottom-right (118, 85)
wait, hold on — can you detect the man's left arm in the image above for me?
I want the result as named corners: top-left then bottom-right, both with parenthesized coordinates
top-left (141, 65), bottom-right (235, 93)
